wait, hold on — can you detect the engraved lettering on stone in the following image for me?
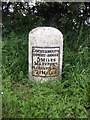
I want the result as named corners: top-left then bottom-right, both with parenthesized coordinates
top-left (32, 47), bottom-right (60, 77)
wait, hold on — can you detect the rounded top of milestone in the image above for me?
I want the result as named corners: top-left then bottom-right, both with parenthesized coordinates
top-left (29, 27), bottom-right (63, 39)
top-left (29, 27), bottom-right (63, 47)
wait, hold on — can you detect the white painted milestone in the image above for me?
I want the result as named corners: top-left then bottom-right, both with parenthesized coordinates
top-left (29, 27), bottom-right (63, 81)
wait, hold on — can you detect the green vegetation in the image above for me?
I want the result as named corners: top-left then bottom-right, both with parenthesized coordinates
top-left (2, 2), bottom-right (90, 118)
top-left (2, 27), bottom-right (90, 118)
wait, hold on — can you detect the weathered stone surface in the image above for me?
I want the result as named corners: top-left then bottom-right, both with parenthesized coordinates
top-left (29, 27), bottom-right (63, 81)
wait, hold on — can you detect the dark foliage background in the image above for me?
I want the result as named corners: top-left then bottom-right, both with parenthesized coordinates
top-left (2, 2), bottom-right (90, 35)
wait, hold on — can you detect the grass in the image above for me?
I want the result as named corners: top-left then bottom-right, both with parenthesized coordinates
top-left (2, 27), bottom-right (90, 118)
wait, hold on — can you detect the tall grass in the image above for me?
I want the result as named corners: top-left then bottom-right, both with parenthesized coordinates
top-left (2, 27), bottom-right (90, 118)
